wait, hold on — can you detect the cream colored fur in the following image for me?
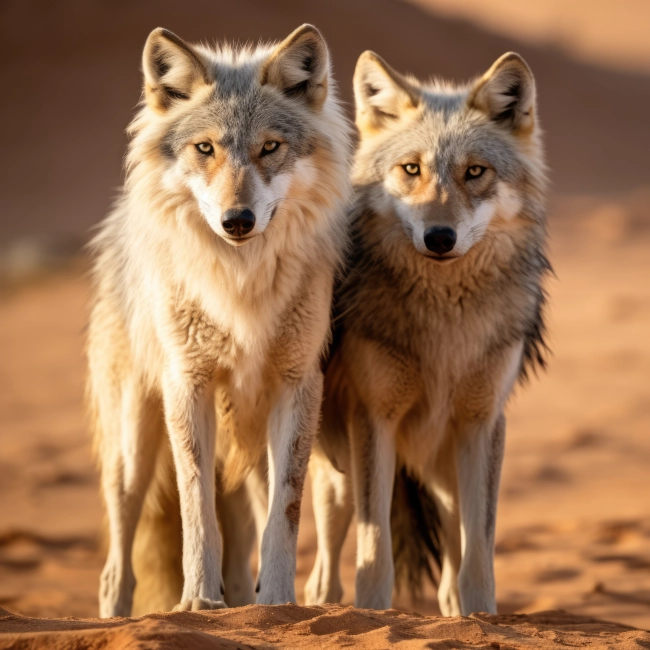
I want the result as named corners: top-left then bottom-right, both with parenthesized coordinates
top-left (88, 25), bottom-right (351, 616)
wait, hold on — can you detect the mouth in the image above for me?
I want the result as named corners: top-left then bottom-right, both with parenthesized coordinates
top-left (222, 234), bottom-right (256, 247)
top-left (425, 253), bottom-right (460, 264)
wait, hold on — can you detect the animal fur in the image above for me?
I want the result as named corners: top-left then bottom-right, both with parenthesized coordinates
top-left (305, 50), bottom-right (549, 616)
top-left (87, 24), bottom-right (352, 617)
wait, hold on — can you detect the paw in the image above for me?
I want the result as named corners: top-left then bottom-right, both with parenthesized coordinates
top-left (255, 568), bottom-right (295, 605)
top-left (99, 563), bottom-right (135, 618)
top-left (255, 585), bottom-right (295, 605)
top-left (172, 598), bottom-right (228, 612)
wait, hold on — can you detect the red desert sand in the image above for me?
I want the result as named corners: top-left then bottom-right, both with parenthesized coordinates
top-left (1, 604), bottom-right (650, 650)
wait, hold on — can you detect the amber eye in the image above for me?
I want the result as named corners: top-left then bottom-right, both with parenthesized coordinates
top-left (196, 142), bottom-right (213, 155)
top-left (261, 140), bottom-right (280, 156)
top-left (466, 165), bottom-right (486, 180)
top-left (403, 163), bottom-right (420, 176)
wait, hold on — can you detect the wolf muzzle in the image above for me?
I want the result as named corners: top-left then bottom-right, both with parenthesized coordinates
top-left (222, 208), bottom-right (256, 238)
top-left (424, 226), bottom-right (457, 254)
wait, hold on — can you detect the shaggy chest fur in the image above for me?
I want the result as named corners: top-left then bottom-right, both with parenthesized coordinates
top-left (166, 263), bottom-right (332, 394)
top-left (338, 230), bottom-right (544, 473)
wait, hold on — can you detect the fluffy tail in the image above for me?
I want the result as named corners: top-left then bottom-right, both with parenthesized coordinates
top-left (391, 465), bottom-right (442, 598)
top-left (131, 439), bottom-right (183, 616)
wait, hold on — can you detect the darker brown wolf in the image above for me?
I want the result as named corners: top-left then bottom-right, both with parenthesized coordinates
top-left (305, 49), bottom-right (549, 616)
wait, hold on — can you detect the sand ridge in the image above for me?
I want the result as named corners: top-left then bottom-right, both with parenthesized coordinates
top-left (1, 603), bottom-right (648, 649)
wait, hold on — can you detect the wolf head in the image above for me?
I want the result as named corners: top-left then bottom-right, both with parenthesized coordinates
top-left (132, 25), bottom-right (338, 246)
top-left (352, 51), bottom-right (545, 262)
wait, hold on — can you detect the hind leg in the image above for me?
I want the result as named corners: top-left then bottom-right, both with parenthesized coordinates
top-left (217, 457), bottom-right (268, 606)
top-left (305, 443), bottom-right (354, 605)
top-left (428, 434), bottom-right (462, 617)
top-left (244, 456), bottom-right (269, 593)
top-left (99, 383), bottom-right (163, 617)
top-left (217, 480), bottom-right (256, 607)
top-left (435, 500), bottom-right (462, 617)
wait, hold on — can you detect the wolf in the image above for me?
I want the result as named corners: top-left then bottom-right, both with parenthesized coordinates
top-left (304, 50), bottom-right (549, 616)
top-left (87, 24), bottom-right (351, 617)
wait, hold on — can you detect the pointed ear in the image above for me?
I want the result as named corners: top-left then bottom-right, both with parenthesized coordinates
top-left (468, 52), bottom-right (536, 135)
top-left (142, 28), bottom-right (210, 113)
top-left (353, 51), bottom-right (420, 135)
top-left (261, 24), bottom-right (329, 110)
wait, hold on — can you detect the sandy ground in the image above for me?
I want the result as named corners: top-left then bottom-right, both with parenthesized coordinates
top-left (1, 0), bottom-right (649, 646)
top-left (1, 195), bottom-right (649, 637)
top-left (2, 604), bottom-right (649, 649)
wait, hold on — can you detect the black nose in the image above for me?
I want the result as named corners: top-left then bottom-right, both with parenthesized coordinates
top-left (222, 208), bottom-right (256, 237)
top-left (424, 226), bottom-right (457, 254)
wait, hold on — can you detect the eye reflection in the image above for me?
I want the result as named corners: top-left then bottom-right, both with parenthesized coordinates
top-left (466, 165), bottom-right (486, 180)
top-left (261, 141), bottom-right (280, 156)
top-left (196, 142), bottom-right (213, 155)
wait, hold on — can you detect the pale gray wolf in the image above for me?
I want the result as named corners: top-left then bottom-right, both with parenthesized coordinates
top-left (305, 50), bottom-right (549, 616)
top-left (87, 24), bottom-right (351, 617)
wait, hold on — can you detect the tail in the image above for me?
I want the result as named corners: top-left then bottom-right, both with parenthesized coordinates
top-left (131, 439), bottom-right (183, 616)
top-left (391, 465), bottom-right (442, 598)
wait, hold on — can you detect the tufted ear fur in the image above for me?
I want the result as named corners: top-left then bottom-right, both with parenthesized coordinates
top-left (261, 24), bottom-right (329, 110)
top-left (353, 51), bottom-right (421, 136)
top-left (142, 28), bottom-right (210, 113)
top-left (468, 52), bottom-right (536, 136)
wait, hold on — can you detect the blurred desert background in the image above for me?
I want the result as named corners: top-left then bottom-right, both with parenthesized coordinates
top-left (1, 0), bottom-right (649, 639)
